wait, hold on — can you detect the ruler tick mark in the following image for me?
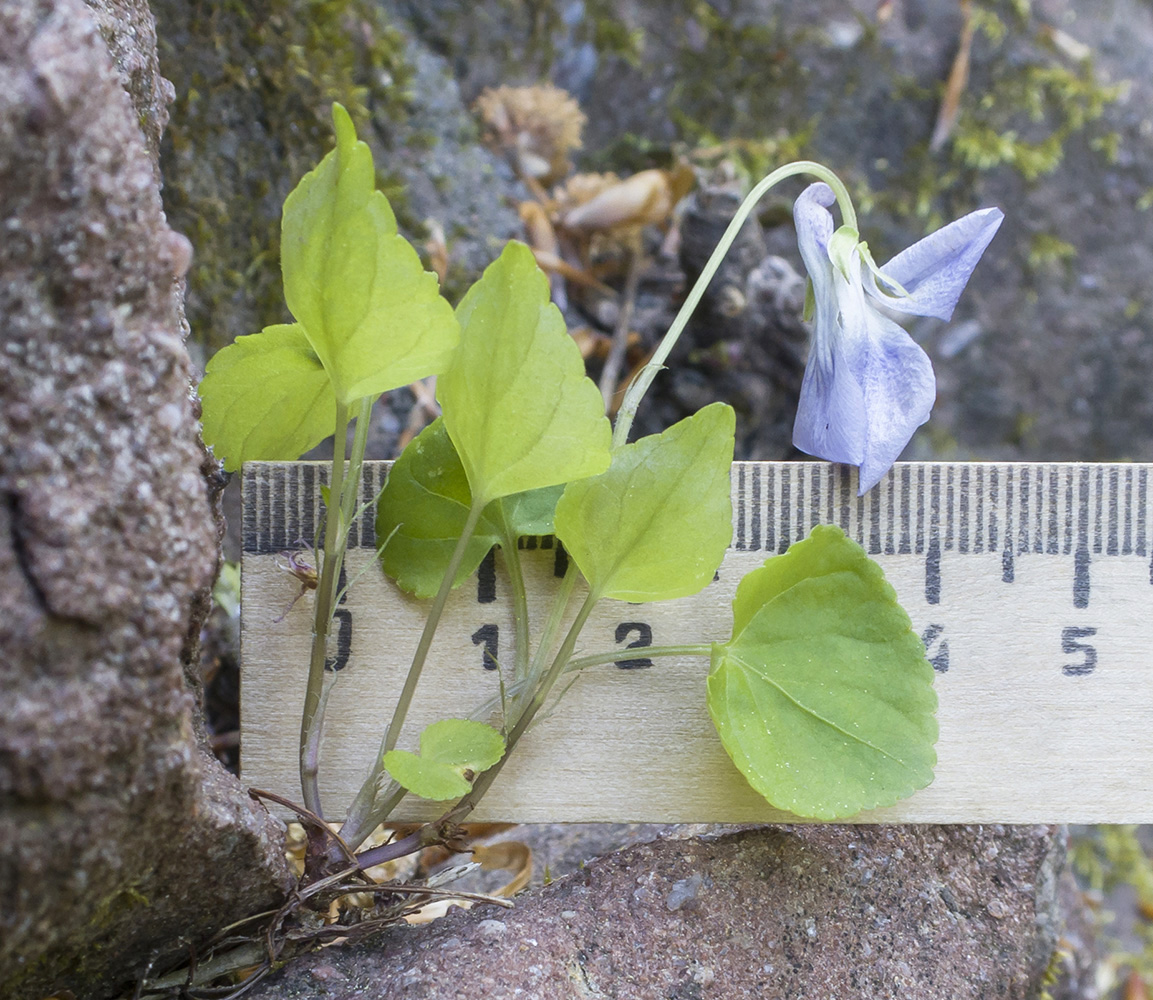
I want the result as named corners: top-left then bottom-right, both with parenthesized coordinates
top-left (736, 464), bottom-right (747, 551)
top-left (478, 549), bottom-right (496, 604)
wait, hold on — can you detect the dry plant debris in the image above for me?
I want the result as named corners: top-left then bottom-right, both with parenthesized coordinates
top-left (474, 83), bottom-right (586, 187)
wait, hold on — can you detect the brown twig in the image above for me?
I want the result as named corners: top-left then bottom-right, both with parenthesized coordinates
top-left (598, 249), bottom-right (643, 413)
top-left (930, 0), bottom-right (975, 152)
top-left (247, 787), bottom-right (358, 869)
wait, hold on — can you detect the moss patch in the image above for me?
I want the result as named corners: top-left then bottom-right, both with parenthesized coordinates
top-left (154, 0), bottom-right (413, 354)
top-left (1072, 826), bottom-right (1153, 990)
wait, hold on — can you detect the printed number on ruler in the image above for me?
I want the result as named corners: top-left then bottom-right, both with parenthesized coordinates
top-left (469, 544), bottom-right (655, 672)
top-left (242, 460), bottom-right (1153, 680)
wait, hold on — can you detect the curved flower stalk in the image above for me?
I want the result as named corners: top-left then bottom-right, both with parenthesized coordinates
top-left (792, 182), bottom-right (1003, 493)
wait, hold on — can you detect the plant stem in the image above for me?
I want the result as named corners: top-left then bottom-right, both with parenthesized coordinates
top-left (516, 559), bottom-right (578, 716)
top-left (437, 589), bottom-right (599, 827)
top-left (299, 400), bottom-right (351, 817)
top-left (565, 642), bottom-right (713, 672)
top-left (598, 247), bottom-right (641, 412)
top-left (494, 514), bottom-right (531, 686)
top-left (340, 497), bottom-right (487, 849)
top-left (138, 942), bottom-right (270, 993)
top-left (383, 497), bottom-right (487, 754)
top-left (353, 595), bottom-right (709, 870)
top-left (612, 160), bottom-right (855, 449)
top-left (465, 641), bottom-right (715, 724)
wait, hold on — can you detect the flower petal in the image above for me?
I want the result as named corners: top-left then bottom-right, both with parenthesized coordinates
top-left (871, 207), bottom-right (1004, 320)
top-left (793, 183), bottom-right (837, 275)
top-left (848, 306), bottom-right (936, 493)
top-left (792, 337), bottom-right (868, 468)
top-left (792, 184), bottom-right (869, 468)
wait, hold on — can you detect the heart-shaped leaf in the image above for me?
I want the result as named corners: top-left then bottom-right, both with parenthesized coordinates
top-left (280, 104), bottom-right (459, 404)
top-left (437, 240), bottom-right (611, 505)
top-left (554, 402), bottom-right (735, 602)
top-left (708, 525), bottom-right (938, 819)
top-left (382, 719), bottom-right (506, 801)
top-left (376, 418), bottom-right (564, 598)
top-left (199, 324), bottom-right (337, 471)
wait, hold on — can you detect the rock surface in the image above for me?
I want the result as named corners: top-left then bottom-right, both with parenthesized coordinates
top-left (0, 2), bottom-right (292, 997)
top-left (0, 0), bottom-right (1121, 996)
top-left (247, 825), bottom-right (1086, 999)
top-left (151, 0), bottom-right (523, 363)
top-left (387, 0), bottom-right (1153, 465)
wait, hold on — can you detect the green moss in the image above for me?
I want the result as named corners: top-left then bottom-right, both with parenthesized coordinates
top-left (154, 0), bottom-right (414, 354)
top-left (1035, 941), bottom-right (1074, 1000)
top-left (949, 2), bottom-right (1124, 183)
top-left (1026, 232), bottom-right (1076, 276)
top-left (854, 0), bottom-right (1125, 245)
top-left (0, 881), bottom-right (155, 995)
top-left (508, 0), bottom-right (645, 67)
top-left (665, 4), bottom-right (817, 153)
top-left (587, 16), bottom-right (645, 67)
top-left (90, 885), bottom-right (150, 930)
top-left (1071, 827), bottom-right (1153, 988)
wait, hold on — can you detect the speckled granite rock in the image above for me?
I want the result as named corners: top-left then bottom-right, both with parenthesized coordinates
top-left (246, 825), bottom-right (1088, 999)
top-left (0, 2), bottom-right (292, 996)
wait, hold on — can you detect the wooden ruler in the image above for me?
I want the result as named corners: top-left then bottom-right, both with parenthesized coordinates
top-left (240, 461), bottom-right (1153, 823)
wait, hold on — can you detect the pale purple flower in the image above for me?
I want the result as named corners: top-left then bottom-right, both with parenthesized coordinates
top-left (792, 182), bottom-right (1003, 493)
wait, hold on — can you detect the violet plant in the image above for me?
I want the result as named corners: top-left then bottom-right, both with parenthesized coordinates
top-left (199, 106), bottom-right (999, 868)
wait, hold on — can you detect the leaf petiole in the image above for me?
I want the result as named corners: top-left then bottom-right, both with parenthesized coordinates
top-left (439, 588), bottom-right (600, 824)
top-left (299, 400), bottom-right (350, 816)
top-left (382, 497), bottom-right (488, 757)
top-left (564, 643), bottom-right (713, 672)
top-left (341, 496), bottom-right (488, 849)
top-left (493, 513), bottom-right (532, 686)
top-left (299, 394), bottom-right (377, 817)
top-left (516, 558), bottom-right (579, 717)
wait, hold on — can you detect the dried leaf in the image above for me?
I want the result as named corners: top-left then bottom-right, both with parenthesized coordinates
top-left (561, 169), bottom-right (676, 232)
top-left (553, 171), bottom-right (620, 214)
top-left (474, 84), bottom-right (586, 185)
top-left (473, 840), bottom-right (533, 897)
top-left (1126, 971), bottom-right (1151, 1000)
top-left (930, 0), bottom-right (974, 152)
top-left (519, 201), bottom-right (559, 256)
top-left (570, 325), bottom-right (610, 360)
top-left (403, 898), bottom-right (472, 924)
top-left (530, 247), bottom-right (614, 292)
top-left (1039, 22), bottom-right (1092, 62)
top-left (424, 218), bottom-right (449, 283)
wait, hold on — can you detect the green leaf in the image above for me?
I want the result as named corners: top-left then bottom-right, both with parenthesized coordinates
top-left (382, 719), bottom-right (505, 801)
top-left (496, 481), bottom-right (563, 537)
top-left (437, 240), bottom-right (611, 505)
top-left (554, 402), bottom-right (734, 602)
top-left (707, 525), bottom-right (938, 820)
top-left (199, 324), bottom-right (337, 471)
top-left (280, 104), bottom-right (458, 405)
top-left (376, 418), bottom-right (564, 598)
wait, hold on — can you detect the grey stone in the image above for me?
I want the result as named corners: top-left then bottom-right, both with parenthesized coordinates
top-left (244, 825), bottom-right (1085, 999)
top-left (386, 0), bottom-right (1153, 464)
top-left (0, 2), bottom-right (292, 996)
top-left (151, 0), bottom-right (524, 364)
